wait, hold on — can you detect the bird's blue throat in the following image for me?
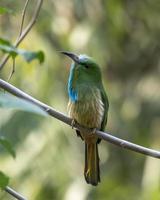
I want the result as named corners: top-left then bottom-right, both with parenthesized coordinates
top-left (68, 63), bottom-right (78, 102)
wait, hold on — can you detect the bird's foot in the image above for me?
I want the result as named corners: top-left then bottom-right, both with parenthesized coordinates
top-left (45, 107), bottom-right (50, 112)
top-left (71, 119), bottom-right (76, 129)
top-left (92, 128), bottom-right (97, 134)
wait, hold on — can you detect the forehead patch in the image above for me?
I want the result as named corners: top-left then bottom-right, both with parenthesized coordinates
top-left (79, 54), bottom-right (90, 63)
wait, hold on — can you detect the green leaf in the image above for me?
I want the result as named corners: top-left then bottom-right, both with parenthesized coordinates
top-left (0, 171), bottom-right (9, 189)
top-left (0, 37), bottom-right (45, 63)
top-left (0, 92), bottom-right (48, 117)
top-left (0, 136), bottom-right (16, 158)
top-left (0, 38), bottom-right (12, 46)
top-left (0, 38), bottom-right (17, 58)
top-left (0, 44), bottom-right (17, 58)
top-left (0, 7), bottom-right (13, 15)
top-left (18, 49), bottom-right (45, 63)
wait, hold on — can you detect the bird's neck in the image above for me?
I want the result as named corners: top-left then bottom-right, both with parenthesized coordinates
top-left (68, 79), bottom-right (98, 103)
top-left (68, 65), bottom-right (78, 102)
top-left (68, 65), bottom-right (102, 102)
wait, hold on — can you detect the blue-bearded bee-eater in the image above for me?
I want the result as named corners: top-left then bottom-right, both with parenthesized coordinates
top-left (62, 52), bottom-right (109, 186)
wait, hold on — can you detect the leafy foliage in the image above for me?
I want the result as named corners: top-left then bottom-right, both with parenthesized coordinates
top-left (0, 7), bottom-right (13, 15)
top-left (0, 38), bottom-right (44, 63)
top-left (0, 172), bottom-right (9, 189)
top-left (18, 49), bottom-right (44, 63)
top-left (0, 136), bottom-right (15, 158)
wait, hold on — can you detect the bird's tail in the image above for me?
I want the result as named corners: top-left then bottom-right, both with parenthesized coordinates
top-left (84, 142), bottom-right (100, 186)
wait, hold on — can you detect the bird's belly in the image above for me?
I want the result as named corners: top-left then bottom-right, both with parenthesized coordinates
top-left (68, 94), bottom-right (104, 129)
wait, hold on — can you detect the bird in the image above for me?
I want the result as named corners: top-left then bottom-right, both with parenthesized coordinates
top-left (62, 51), bottom-right (109, 186)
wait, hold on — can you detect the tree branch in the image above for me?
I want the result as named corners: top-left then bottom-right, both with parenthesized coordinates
top-left (0, 0), bottom-right (43, 70)
top-left (0, 78), bottom-right (160, 159)
top-left (5, 186), bottom-right (27, 200)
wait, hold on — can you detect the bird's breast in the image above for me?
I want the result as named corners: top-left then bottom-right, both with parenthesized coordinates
top-left (67, 88), bottom-right (104, 129)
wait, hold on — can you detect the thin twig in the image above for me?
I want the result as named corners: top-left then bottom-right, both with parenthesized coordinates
top-left (5, 186), bottom-right (27, 200)
top-left (7, 57), bottom-right (16, 81)
top-left (9, 0), bottom-right (30, 81)
top-left (0, 0), bottom-right (43, 70)
top-left (16, 0), bottom-right (43, 47)
top-left (0, 78), bottom-right (160, 159)
top-left (17, 0), bottom-right (31, 40)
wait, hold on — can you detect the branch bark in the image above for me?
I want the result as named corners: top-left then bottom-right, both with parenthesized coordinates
top-left (5, 186), bottom-right (27, 200)
top-left (0, 78), bottom-right (160, 159)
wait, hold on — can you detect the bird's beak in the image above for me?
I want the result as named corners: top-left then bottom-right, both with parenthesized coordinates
top-left (61, 51), bottom-right (80, 63)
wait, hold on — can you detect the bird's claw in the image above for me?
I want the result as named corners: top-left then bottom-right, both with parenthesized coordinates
top-left (71, 119), bottom-right (76, 129)
top-left (92, 128), bottom-right (97, 134)
top-left (45, 108), bottom-right (50, 112)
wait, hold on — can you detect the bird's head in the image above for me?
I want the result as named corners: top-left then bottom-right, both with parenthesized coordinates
top-left (61, 51), bottom-right (102, 85)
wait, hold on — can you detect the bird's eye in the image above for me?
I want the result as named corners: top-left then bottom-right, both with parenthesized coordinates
top-left (84, 65), bottom-right (89, 69)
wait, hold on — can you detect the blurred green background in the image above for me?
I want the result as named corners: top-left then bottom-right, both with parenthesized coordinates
top-left (0, 0), bottom-right (160, 199)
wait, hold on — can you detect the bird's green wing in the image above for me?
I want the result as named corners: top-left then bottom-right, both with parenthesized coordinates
top-left (100, 86), bottom-right (109, 131)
